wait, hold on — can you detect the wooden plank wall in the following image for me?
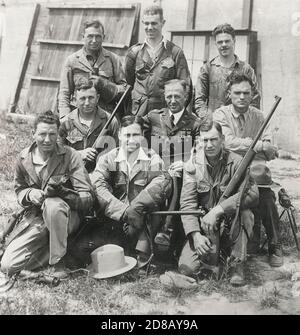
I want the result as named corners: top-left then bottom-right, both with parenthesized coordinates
top-left (16, 4), bottom-right (140, 115)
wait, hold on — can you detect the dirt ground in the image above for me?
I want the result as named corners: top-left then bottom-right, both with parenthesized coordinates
top-left (0, 120), bottom-right (300, 314)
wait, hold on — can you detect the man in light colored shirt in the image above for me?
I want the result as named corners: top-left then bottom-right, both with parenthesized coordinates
top-left (195, 23), bottom-right (260, 122)
top-left (214, 73), bottom-right (283, 267)
top-left (89, 116), bottom-right (172, 267)
top-left (125, 5), bottom-right (191, 116)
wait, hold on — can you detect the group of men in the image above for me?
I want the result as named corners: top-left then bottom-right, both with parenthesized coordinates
top-left (0, 5), bottom-right (283, 287)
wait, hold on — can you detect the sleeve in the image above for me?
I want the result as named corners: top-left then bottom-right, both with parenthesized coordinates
top-left (92, 153), bottom-right (129, 221)
top-left (58, 122), bottom-right (68, 145)
top-left (174, 49), bottom-right (193, 105)
top-left (58, 57), bottom-right (73, 119)
top-left (245, 65), bottom-right (261, 109)
top-left (124, 47), bottom-right (137, 87)
top-left (130, 155), bottom-right (172, 213)
top-left (214, 108), bottom-right (253, 155)
top-left (111, 54), bottom-right (127, 96)
top-left (14, 157), bottom-right (34, 208)
top-left (194, 63), bottom-right (212, 124)
top-left (67, 150), bottom-right (95, 213)
top-left (179, 166), bottom-right (201, 236)
top-left (219, 172), bottom-right (259, 215)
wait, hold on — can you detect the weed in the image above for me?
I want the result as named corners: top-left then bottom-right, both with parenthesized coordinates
top-left (260, 285), bottom-right (280, 309)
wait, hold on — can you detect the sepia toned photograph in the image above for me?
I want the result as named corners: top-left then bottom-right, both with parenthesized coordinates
top-left (0, 0), bottom-right (299, 317)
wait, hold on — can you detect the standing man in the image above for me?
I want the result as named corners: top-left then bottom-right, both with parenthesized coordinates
top-left (58, 20), bottom-right (127, 120)
top-left (0, 111), bottom-right (94, 279)
top-left (59, 80), bottom-right (119, 170)
top-left (195, 23), bottom-right (260, 122)
top-left (125, 5), bottom-right (192, 116)
top-left (179, 122), bottom-right (258, 286)
top-left (91, 116), bottom-right (172, 266)
top-left (214, 73), bottom-right (283, 267)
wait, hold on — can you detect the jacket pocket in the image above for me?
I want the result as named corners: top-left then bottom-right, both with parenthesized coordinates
top-left (160, 57), bottom-right (175, 81)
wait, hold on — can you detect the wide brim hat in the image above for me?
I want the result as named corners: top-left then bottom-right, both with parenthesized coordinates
top-left (88, 244), bottom-right (137, 279)
top-left (250, 163), bottom-right (280, 188)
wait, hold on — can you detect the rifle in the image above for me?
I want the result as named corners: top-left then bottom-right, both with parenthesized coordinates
top-left (85, 85), bottom-right (131, 173)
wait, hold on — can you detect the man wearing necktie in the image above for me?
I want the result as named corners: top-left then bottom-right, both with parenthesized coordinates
top-left (214, 73), bottom-right (283, 268)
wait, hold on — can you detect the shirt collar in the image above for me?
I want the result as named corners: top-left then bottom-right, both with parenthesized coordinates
top-left (114, 147), bottom-right (150, 163)
top-left (211, 54), bottom-right (241, 67)
top-left (204, 148), bottom-right (226, 168)
top-left (83, 46), bottom-right (101, 60)
top-left (142, 36), bottom-right (167, 50)
top-left (32, 146), bottom-right (49, 166)
top-left (169, 109), bottom-right (185, 125)
top-left (230, 104), bottom-right (249, 119)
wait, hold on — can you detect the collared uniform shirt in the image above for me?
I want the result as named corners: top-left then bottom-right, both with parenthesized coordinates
top-left (214, 104), bottom-right (271, 159)
top-left (195, 54), bottom-right (260, 121)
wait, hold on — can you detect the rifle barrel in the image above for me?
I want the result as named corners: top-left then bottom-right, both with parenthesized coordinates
top-left (150, 210), bottom-right (204, 215)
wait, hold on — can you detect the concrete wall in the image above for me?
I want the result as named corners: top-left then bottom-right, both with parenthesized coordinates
top-left (1, 0), bottom-right (300, 153)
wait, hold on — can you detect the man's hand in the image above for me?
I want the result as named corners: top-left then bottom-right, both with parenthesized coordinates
top-left (79, 148), bottom-right (98, 162)
top-left (262, 141), bottom-right (278, 161)
top-left (201, 205), bottom-right (224, 236)
top-left (28, 189), bottom-right (45, 206)
top-left (191, 231), bottom-right (212, 256)
top-left (60, 115), bottom-right (72, 132)
top-left (168, 160), bottom-right (184, 178)
top-left (122, 206), bottom-right (144, 238)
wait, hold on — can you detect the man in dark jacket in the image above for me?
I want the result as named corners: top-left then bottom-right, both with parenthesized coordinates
top-left (124, 5), bottom-right (191, 116)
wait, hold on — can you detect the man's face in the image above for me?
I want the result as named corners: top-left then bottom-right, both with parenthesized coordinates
top-left (83, 26), bottom-right (104, 52)
top-left (229, 81), bottom-right (252, 112)
top-left (142, 14), bottom-right (165, 40)
top-left (215, 32), bottom-right (235, 57)
top-left (164, 83), bottom-right (187, 114)
top-left (201, 127), bottom-right (224, 159)
top-left (33, 122), bottom-right (58, 155)
top-left (119, 123), bottom-right (143, 154)
top-left (76, 87), bottom-right (99, 115)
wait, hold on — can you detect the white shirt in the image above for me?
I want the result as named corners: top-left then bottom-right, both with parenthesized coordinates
top-left (143, 36), bottom-right (167, 60)
top-left (169, 109), bottom-right (185, 125)
top-left (79, 116), bottom-right (93, 128)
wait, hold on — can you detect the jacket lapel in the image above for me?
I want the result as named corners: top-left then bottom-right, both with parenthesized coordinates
top-left (88, 107), bottom-right (107, 136)
top-left (21, 146), bottom-right (41, 187)
top-left (77, 49), bottom-right (93, 72)
top-left (160, 109), bottom-right (173, 133)
top-left (94, 49), bottom-right (107, 69)
top-left (171, 109), bottom-right (190, 133)
top-left (41, 145), bottom-right (66, 190)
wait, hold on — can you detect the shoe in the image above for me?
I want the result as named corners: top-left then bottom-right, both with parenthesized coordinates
top-left (50, 257), bottom-right (69, 279)
top-left (229, 263), bottom-right (246, 287)
top-left (268, 244), bottom-right (283, 267)
top-left (154, 232), bottom-right (171, 252)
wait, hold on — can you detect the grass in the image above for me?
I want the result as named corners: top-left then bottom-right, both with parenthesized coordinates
top-left (0, 111), bottom-right (299, 315)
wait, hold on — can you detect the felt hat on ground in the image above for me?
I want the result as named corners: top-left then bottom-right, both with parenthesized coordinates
top-left (250, 164), bottom-right (280, 188)
top-left (88, 244), bottom-right (137, 279)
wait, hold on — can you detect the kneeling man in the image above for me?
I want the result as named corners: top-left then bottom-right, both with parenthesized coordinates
top-left (179, 122), bottom-right (258, 285)
top-left (1, 111), bottom-right (94, 278)
top-left (92, 116), bottom-right (172, 265)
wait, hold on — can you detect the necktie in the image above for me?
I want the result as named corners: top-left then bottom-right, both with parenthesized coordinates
top-left (238, 114), bottom-right (245, 131)
top-left (170, 114), bottom-right (175, 128)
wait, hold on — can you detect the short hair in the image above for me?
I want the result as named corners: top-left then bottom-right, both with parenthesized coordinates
top-left (212, 23), bottom-right (235, 39)
top-left (83, 19), bottom-right (105, 35)
top-left (120, 115), bottom-right (144, 131)
top-left (164, 79), bottom-right (188, 93)
top-left (143, 5), bottom-right (164, 20)
top-left (201, 121), bottom-right (223, 136)
top-left (75, 78), bottom-right (95, 92)
top-left (227, 72), bottom-right (254, 89)
top-left (33, 110), bottom-right (60, 130)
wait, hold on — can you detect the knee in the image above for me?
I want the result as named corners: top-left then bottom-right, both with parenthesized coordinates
top-left (178, 253), bottom-right (200, 277)
top-left (43, 197), bottom-right (70, 215)
top-left (1, 251), bottom-right (20, 276)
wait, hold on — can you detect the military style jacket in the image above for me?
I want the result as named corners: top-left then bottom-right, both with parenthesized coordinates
top-left (59, 106), bottom-right (119, 151)
top-left (180, 149), bottom-right (259, 236)
top-left (143, 108), bottom-right (202, 167)
top-left (58, 47), bottom-right (127, 118)
top-left (125, 40), bottom-right (192, 116)
top-left (91, 147), bottom-right (172, 222)
top-left (195, 55), bottom-right (260, 120)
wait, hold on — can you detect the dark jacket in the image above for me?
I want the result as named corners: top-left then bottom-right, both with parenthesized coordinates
top-left (125, 40), bottom-right (192, 116)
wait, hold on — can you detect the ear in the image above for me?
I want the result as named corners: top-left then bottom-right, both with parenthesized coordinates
top-left (162, 19), bottom-right (166, 26)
